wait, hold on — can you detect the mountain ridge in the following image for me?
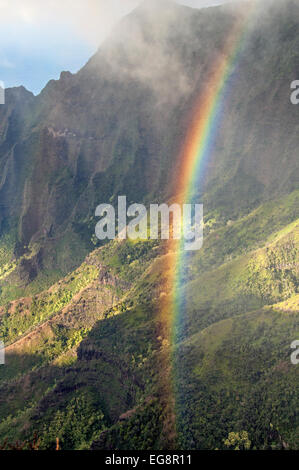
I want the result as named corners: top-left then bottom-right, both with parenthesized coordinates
top-left (0, 1), bottom-right (298, 303)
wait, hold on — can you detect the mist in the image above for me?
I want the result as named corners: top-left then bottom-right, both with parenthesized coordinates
top-left (0, 0), bottom-right (290, 94)
top-left (85, 0), bottom-right (277, 108)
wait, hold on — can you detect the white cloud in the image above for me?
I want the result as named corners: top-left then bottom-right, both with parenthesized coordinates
top-left (0, 1), bottom-right (237, 47)
top-left (0, 0), bottom-right (141, 46)
top-left (0, 56), bottom-right (15, 68)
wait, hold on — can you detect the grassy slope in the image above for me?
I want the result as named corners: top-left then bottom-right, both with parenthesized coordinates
top-left (0, 238), bottom-right (166, 449)
top-left (181, 216), bottom-right (298, 338)
top-left (175, 296), bottom-right (299, 450)
top-left (0, 192), bottom-right (298, 449)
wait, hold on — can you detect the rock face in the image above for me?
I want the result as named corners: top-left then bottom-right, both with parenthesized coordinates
top-left (0, 0), bottom-right (299, 287)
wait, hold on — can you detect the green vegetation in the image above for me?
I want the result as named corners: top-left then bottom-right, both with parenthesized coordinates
top-left (0, 192), bottom-right (298, 450)
top-left (224, 431), bottom-right (251, 451)
top-left (0, 263), bottom-right (98, 345)
top-left (175, 301), bottom-right (299, 450)
top-left (39, 393), bottom-right (107, 450)
top-left (92, 399), bottom-right (165, 451)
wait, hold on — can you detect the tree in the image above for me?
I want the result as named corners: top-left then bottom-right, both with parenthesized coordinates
top-left (224, 431), bottom-right (251, 450)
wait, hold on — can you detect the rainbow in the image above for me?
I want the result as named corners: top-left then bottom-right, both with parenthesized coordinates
top-left (170, 1), bottom-right (258, 342)
top-left (160, 1), bottom-right (259, 438)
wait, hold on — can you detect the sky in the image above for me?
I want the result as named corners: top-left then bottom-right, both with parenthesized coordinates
top-left (0, 0), bottom-right (234, 95)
